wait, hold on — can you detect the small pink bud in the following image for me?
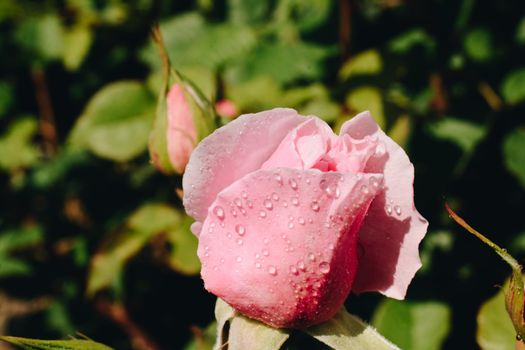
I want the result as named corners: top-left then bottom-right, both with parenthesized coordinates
top-left (166, 84), bottom-right (197, 173)
top-left (215, 99), bottom-right (239, 119)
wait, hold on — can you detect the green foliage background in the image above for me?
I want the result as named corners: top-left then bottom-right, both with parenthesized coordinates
top-left (0, 0), bottom-right (525, 349)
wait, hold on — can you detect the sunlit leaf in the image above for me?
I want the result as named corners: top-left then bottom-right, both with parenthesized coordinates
top-left (389, 29), bottom-right (435, 54)
top-left (517, 17), bottom-right (525, 45)
top-left (464, 28), bottom-right (493, 63)
top-left (345, 86), bottom-right (386, 129)
top-left (63, 24), bottom-right (93, 71)
top-left (228, 0), bottom-right (270, 24)
top-left (372, 299), bottom-right (451, 350)
top-left (69, 81), bottom-right (155, 162)
top-left (166, 216), bottom-right (200, 275)
top-left (388, 114), bottom-right (411, 149)
top-left (0, 336), bottom-right (113, 350)
top-left (339, 49), bottom-right (382, 80)
top-left (428, 117), bottom-right (485, 154)
top-left (503, 128), bottom-right (525, 189)
top-left (501, 68), bottom-right (525, 105)
top-left (306, 307), bottom-right (399, 350)
top-left (0, 117), bottom-right (40, 171)
top-left (477, 282), bottom-right (516, 350)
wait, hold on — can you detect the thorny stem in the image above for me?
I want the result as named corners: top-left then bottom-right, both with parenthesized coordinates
top-left (445, 202), bottom-right (522, 272)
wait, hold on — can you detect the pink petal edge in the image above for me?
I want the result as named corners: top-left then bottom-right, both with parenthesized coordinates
top-left (183, 108), bottom-right (306, 225)
top-left (340, 111), bottom-right (429, 299)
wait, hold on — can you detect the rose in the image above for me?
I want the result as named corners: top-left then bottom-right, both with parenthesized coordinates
top-left (182, 108), bottom-right (428, 328)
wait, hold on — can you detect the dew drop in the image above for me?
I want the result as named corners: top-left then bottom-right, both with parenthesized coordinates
top-left (306, 178), bottom-right (311, 184)
top-left (262, 249), bottom-right (269, 256)
top-left (255, 262), bottom-right (262, 269)
top-left (240, 208), bottom-right (247, 215)
top-left (291, 197), bottom-right (299, 206)
top-left (369, 176), bottom-right (380, 189)
top-left (375, 143), bottom-right (386, 157)
top-left (236, 256), bottom-right (243, 263)
top-left (288, 222), bottom-right (294, 229)
top-left (241, 191), bottom-right (248, 199)
top-left (259, 210), bottom-right (267, 218)
top-left (288, 178), bottom-right (298, 190)
top-left (394, 205), bottom-right (402, 216)
top-left (274, 173), bottom-right (283, 185)
top-left (289, 265), bottom-right (298, 275)
top-left (282, 200), bottom-right (288, 208)
top-left (267, 265), bottom-right (277, 276)
top-left (360, 185), bottom-right (369, 194)
top-left (227, 232), bottom-right (232, 239)
top-left (230, 208), bottom-right (238, 217)
top-left (237, 238), bottom-right (244, 245)
top-left (298, 217), bottom-right (305, 225)
top-left (246, 200), bottom-right (253, 208)
top-left (319, 262), bottom-right (330, 274)
top-left (264, 199), bottom-right (273, 210)
top-left (213, 206), bottom-right (225, 220)
top-left (297, 260), bottom-right (306, 271)
top-left (235, 224), bottom-right (246, 236)
top-left (272, 192), bottom-right (279, 201)
top-left (386, 205), bottom-right (392, 215)
top-left (263, 238), bottom-right (269, 245)
top-left (234, 198), bottom-right (243, 208)
top-left (308, 253), bottom-right (316, 262)
top-left (310, 200), bottom-right (320, 212)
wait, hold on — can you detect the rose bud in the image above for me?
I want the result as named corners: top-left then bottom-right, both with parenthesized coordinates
top-left (215, 99), bottom-right (239, 119)
top-left (183, 108), bottom-right (428, 328)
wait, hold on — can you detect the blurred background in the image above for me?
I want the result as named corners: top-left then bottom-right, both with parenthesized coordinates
top-left (0, 0), bottom-right (524, 349)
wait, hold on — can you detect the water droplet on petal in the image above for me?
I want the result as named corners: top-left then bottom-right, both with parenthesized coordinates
top-left (241, 191), bottom-right (248, 199)
top-left (234, 198), bottom-right (242, 208)
top-left (375, 143), bottom-right (386, 157)
top-left (319, 262), bottom-right (330, 274)
top-left (263, 238), bottom-right (269, 245)
top-left (289, 265), bottom-right (298, 275)
top-left (360, 185), bottom-right (369, 194)
top-left (267, 265), bottom-right (277, 275)
top-left (386, 205), bottom-right (392, 215)
top-left (235, 224), bottom-right (246, 236)
top-left (369, 176), bottom-right (380, 189)
top-left (288, 222), bottom-right (294, 229)
top-left (236, 238), bottom-right (243, 245)
top-left (274, 173), bottom-right (283, 185)
top-left (262, 249), bottom-right (269, 256)
top-left (282, 200), bottom-right (288, 208)
top-left (255, 262), bottom-right (262, 269)
top-left (227, 232), bottom-right (232, 239)
top-left (272, 192), bottom-right (279, 201)
top-left (213, 206), bottom-right (225, 220)
top-left (246, 200), bottom-right (253, 208)
top-left (394, 205), bottom-right (402, 216)
top-left (308, 253), bottom-right (316, 261)
top-left (298, 217), bottom-right (305, 225)
top-left (310, 200), bottom-right (320, 212)
top-left (291, 197), bottom-right (299, 206)
top-left (236, 256), bottom-right (243, 263)
top-left (297, 260), bottom-right (306, 271)
top-left (264, 199), bottom-right (273, 210)
top-left (288, 178), bottom-right (298, 190)
top-left (259, 210), bottom-right (267, 218)
top-left (230, 208), bottom-right (237, 217)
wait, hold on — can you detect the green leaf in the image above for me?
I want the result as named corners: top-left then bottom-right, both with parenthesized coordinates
top-left (517, 17), bottom-right (525, 45)
top-left (477, 282), bottom-right (516, 350)
top-left (62, 24), bottom-right (93, 71)
top-left (225, 42), bottom-right (333, 85)
top-left (166, 216), bottom-right (200, 275)
top-left (501, 68), bottom-right (525, 105)
top-left (0, 257), bottom-right (32, 278)
top-left (0, 80), bottom-right (13, 117)
top-left (69, 81), bottom-right (155, 162)
top-left (345, 86), bottom-right (386, 129)
top-left (503, 128), bottom-right (525, 189)
top-left (183, 322), bottom-right (216, 350)
top-left (306, 307), bottom-right (399, 350)
top-left (14, 14), bottom-right (64, 63)
top-left (339, 49), bottom-right (382, 80)
top-left (87, 203), bottom-right (188, 296)
top-left (388, 114), bottom-right (411, 149)
top-left (0, 336), bottom-right (113, 350)
top-left (0, 117), bottom-right (40, 171)
top-left (389, 29), bottom-right (436, 54)
top-left (464, 28), bottom-right (493, 63)
top-left (372, 299), bottom-right (451, 350)
top-left (284, 0), bottom-right (333, 33)
top-left (428, 117), bottom-right (485, 154)
top-left (213, 298), bottom-right (290, 350)
top-left (0, 226), bottom-right (43, 254)
top-left (228, 0), bottom-right (270, 24)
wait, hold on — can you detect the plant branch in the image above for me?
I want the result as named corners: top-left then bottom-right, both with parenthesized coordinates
top-left (31, 66), bottom-right (58, 156)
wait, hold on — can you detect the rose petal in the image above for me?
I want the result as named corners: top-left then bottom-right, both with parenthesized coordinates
top-left (166, 84), bottom-right (196, 173)
top-left (183, 108), bottom-right (305, 223)
top-left (262, 118), bottom-right (336, 170)
top-left (340, 111), bottom-right (428, 299)
top-left (198, 168), bottom-right (384, 328)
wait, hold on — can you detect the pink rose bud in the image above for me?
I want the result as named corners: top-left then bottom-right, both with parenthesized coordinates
top-left (165, 83), bottom-right (197, 173)
top-left (182, 108), bottom-right (428, 328)
top-left (215, 99), bottom-right (239, 119)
